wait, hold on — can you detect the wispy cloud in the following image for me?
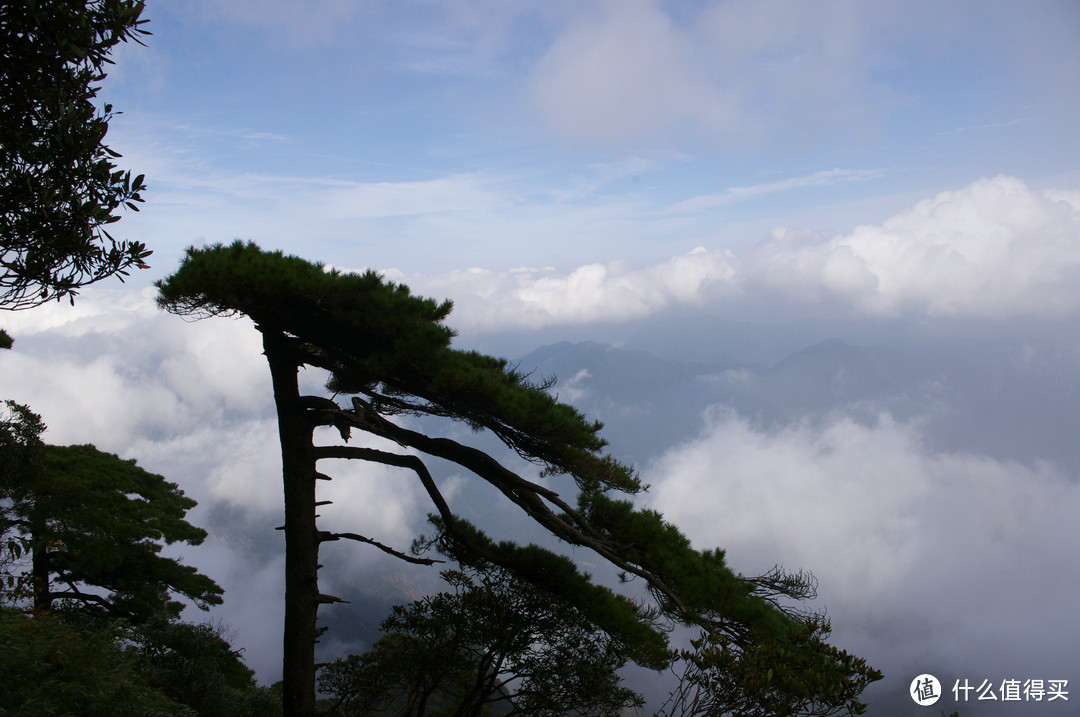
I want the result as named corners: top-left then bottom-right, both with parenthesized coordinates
top-left (665, 168), bottom-right (885, 213)
top-left (528, 0), bottom-right (913, 150)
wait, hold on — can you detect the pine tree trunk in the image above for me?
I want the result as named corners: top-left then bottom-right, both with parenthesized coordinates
top-left (264, 330), bottom-right (320, 717)
top-left (30, 511), bottom-right (50, 614)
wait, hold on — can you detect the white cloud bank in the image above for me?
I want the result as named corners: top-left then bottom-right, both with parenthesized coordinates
top-left (0, 288), bottom-right (269, 451)
top-left (644, 408), bottom-right (1080, 690)
top-left (754, 175), bottom-right (1080, 317)
top-left (396, 246), bottom-right (740, 330)
top-left (400, 175), bottom-right (1080, 331)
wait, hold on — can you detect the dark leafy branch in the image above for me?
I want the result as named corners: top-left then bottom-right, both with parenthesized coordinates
top-left (0, 0), bottom-right (152, 309)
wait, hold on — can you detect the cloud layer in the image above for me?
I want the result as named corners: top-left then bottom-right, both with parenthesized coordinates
top-left (754, 176), bottom-right (1080, 317)
top-left (397, 176), bottom-right (1080, 331)
top-left (394, 246), bottom-right (740, 330)
top-left (644, 408), bottom-right (1080, 707)
top-left (528, 0), bottom-right (937, 149)
top-left (4, 246), bottom-right (1078, 702)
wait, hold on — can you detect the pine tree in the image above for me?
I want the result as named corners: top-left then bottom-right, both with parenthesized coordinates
top-left (157, 241), bottom-right (878, 717)
top-left (0, 401), bottom-right (223, 621)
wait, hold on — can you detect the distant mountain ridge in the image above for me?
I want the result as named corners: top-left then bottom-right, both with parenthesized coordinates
top-left (518, 332), bottom-right (1080, 474)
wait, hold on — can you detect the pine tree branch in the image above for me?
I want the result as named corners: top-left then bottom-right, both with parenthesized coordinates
top-left (329, 399), bottom-right (699, 628)
top-left (317, 530), bottom-right (439, 566)
top-left (53, 580), bottom-right (121, 615)
top-left (311, 444), bottom-right (457, 534)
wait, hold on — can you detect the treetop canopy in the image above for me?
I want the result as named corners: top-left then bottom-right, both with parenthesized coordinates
top-left (156, 241), bottom-right (638, 495)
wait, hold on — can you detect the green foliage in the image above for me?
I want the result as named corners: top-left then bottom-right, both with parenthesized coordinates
top-left (0, 402), bottom-right (223, 620)
top-left (0, 606), bottom-right (188, 716)
top-left (0, 0), bottom-right (152, 309)
top-left (130, 615), bottom-right (283, 716)
top-left (0, 606), bottom-right (280, 717)
top-left (319, 563), bottom-right (643, 716)
top-left (319, 633), bottom-right (470, 717)
top-left (427, 518), bottom-right (670, 671)
top-left (0, 400), bottom-right (47, 600)
top-left (155, 240), bottom-right (454, 375)
top-left (0, 400), bottom-right (46, 483)
top-left (578, 493), bottom-right (791, 639)
top-left (659, 620), bottom-right (883, 717)
top-left (36, 444), bottom-right (223, 619)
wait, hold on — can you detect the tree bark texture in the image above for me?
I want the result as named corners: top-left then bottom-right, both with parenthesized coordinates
top-left (264, 330), bottom-right (320, 717)
top-left (30, 511), bottom-right (50, 614)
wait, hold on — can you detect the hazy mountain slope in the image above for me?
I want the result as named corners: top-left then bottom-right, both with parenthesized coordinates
top-left (519, 332), bottom-right (1080, 475)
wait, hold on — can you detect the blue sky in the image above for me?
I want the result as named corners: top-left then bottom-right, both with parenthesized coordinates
top-left (101, 0), bottom-right (1079, 318)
